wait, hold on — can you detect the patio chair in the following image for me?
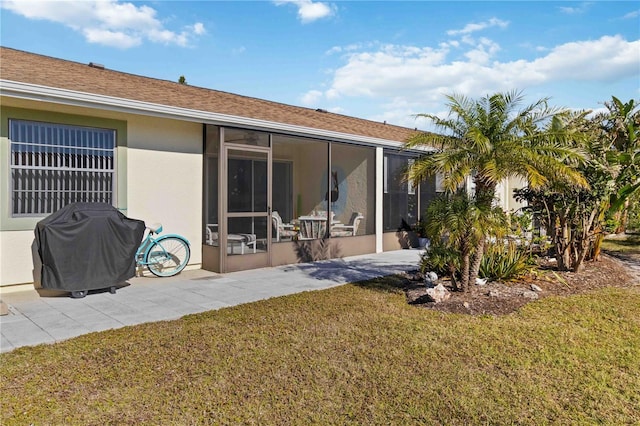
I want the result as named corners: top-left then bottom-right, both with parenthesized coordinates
top-left (206, 223), bottom-right (257, 254)
top-left (206, 223), bottom-right (219, 245)
top-left (330, 212), bottom-right (364, 237)
top-left (272, 211), bottom-right (298, 242)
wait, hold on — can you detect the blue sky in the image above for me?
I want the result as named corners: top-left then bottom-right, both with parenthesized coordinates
top-left (1, 0), bottom-right (639, 130)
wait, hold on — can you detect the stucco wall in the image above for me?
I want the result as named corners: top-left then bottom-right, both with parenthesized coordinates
top-left (125, 115), bottom-right (203, 265)
top-left (0, 98), bottom-right (202, 287)
top-left (0, 231), bottom-right (38, 287)
top-left (296, 142), bottom-right (328, 216)
top-left (495, 176), bottom-right (527, 212)
top-left (331, 144), bottom-right (375, 234)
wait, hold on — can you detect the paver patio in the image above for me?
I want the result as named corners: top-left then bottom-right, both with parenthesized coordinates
top-left (1, 250), bottom-right (420, 353)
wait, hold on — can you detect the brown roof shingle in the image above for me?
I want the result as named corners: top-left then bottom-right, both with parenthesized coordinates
top-left (1, 46), bottom-right (420, 144)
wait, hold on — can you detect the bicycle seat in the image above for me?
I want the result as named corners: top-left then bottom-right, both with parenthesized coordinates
top-left (147, 223), bottom-right (163, 233)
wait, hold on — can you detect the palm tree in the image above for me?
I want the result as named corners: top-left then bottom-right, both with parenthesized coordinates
top-left (602, 97), bottom-right (640, 233)
top-left (405, 90), bottom-right (587, 289)
top-left (423, 191), bottom-right (507, 291)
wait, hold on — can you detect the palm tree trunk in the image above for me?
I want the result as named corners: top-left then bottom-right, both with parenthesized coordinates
top-left (470, 178), bottom-right (495, 286)
top-left (459, 249), bottom-right (471, 292)
top-left (469, 237), bottom-right (485, 287)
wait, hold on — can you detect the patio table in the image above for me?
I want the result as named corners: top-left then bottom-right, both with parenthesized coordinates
top-left (297, 216), bottom-right (340, 239)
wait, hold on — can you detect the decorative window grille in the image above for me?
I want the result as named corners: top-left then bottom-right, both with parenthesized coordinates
top-left (9, 119), bottom-right (116, 217)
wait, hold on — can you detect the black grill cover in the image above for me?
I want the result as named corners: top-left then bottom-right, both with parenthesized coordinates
top-left (35, 203), bottom-right (146, 292)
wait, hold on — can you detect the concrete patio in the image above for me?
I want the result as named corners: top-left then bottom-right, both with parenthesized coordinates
top-left (1, 249), bottom-right (421, 353)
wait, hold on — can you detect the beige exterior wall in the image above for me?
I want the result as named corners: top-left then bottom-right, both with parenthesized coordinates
top-left (495, 176), bottom-right (528, 212)
top-left (0, 98), bottom-right (203, 287)
top-left (125, 115), bottom-right (203, 265)
top-left (0, 231), bottom-right (38, 288)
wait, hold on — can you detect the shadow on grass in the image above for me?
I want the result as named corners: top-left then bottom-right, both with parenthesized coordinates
top-left (352, 274), bottom-right (409, 293)
top-left (603, 234), bottom-right (640, 261)
top-left (606, 238), bottom-right (640, 249)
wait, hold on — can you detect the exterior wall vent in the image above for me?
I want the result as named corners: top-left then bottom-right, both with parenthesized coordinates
top-left (315, 108), bottom-right (328, 113)
top-left (88, 62), bottom-right (105, 70)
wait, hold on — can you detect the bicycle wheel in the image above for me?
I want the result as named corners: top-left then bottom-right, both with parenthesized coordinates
top-left (146, 237), bottom-right (190, 277)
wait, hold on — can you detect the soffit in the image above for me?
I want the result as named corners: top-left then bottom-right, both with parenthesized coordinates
top-left (1, 47), bottom-right (427, 148)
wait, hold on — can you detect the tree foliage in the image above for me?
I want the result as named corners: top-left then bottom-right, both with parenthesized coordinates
top-left (515, 97), bottom-right (639, 271)
top-left (420, 191), bottom-right (507, 291)
top-left (406, 90), bottom-right (586, 289)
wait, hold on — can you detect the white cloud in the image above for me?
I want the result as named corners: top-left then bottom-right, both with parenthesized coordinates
top-left (531, 35), bottom-right (640, 81)
top-left (326, 42), bottom-right (371, 55)
top-left (622, 10), bottom-right (640, 19)
top-left (301, 89), bottom-right (323, 105)
top-left (446, 17), bottom-right (509, 36)
top-left (83, 28), bottom-right (140, 49)
top-left (191, 23), bottom-right (206, 35)
top-left (1, 0), bottom-right (206, 48)
top-left (311, 35), bottom-right (640, 120)
top-left (274, 0), bottom-right (335, 23)
top-left (558, 2), bottom-right (593, 15)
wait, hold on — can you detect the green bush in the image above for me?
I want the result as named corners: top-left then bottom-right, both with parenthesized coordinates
top-left (480, 242), bottom-right (533, 281)
top-left (419, 242), bottom-right (459, 277)
top-left (626, 192), bottom-right (640, 232)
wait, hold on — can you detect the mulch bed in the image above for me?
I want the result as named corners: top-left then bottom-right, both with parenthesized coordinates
top-left (402, 253), bottom-right (639, 316)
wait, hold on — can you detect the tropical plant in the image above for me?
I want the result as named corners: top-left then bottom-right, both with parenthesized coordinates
top-left (601, 97), bottom-right (640, 233)
top-left (405, 91), bottom-right (587, 288)
top-left (479, 242), bottom-right (533, 281)
top-left (514, 98), bottom-right (639, 271)
top-left (626, 191), bottom-right (640, 231)
top-left (419, 242), bottom-right (458, 278)
top-left (420, 191), bottom-right (507, 291)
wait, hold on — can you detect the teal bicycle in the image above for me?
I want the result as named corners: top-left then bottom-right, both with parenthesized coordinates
top-left (70, 223), bottom-right (190, 298)
top-left (136, 223), bottom-right (191, 277)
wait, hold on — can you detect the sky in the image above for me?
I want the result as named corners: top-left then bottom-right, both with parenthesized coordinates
top-left (1, 0), bottom-right (639, 130)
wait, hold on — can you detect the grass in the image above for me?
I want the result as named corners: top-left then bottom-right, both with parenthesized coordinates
top-left (601, 233), bottom-right (640, 255)
top-left (2, 276), bottom-right (640, 425)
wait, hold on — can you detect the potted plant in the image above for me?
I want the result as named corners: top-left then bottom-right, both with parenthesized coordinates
top-left (414, 219), bottom-right (430, 249)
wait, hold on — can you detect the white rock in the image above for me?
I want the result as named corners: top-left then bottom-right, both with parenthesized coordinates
top-left (522, 291), bottom-right (539, 299)
top-left (424, 271), bottom-right (438, 286)
top-left (475, 277), bottom-right (488, 286)
top-left (530, 284), bottom-right (543, 292)
top-left (425, 283), bottom-right (451, 303)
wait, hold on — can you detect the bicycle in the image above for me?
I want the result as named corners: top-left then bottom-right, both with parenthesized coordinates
top-left (136, 223), bottom-right (191, 277)
top-left (70, 223), bottom-right (190, 298)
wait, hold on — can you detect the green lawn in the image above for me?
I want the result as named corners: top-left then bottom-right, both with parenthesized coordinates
top-left (2, 276), bottom-right (639, 425)
top-left (602, 233), bottom-right (640, 255)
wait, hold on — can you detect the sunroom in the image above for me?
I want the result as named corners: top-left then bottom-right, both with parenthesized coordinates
top-left (201, 125), bottom-right (436, 273)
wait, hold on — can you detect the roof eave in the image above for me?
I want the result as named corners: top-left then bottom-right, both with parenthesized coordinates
top-left (0, 79), bottom-right (434, 152)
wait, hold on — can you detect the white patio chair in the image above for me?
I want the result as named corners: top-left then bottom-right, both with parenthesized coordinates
top-left (330, 212), bottom-right (364, 237)
top-left (272, 211), bottom-right (298, 242)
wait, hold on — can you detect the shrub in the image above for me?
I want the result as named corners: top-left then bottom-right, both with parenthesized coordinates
top-left (419, 242), bottom-right (459, 277)
top-left (480, 242), bottom-right (533, 281)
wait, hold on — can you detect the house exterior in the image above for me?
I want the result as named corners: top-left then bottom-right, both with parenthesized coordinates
top-left (0, 47), bottom-right (524, 290)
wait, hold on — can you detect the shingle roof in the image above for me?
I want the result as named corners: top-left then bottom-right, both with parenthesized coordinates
top-left (1, 46), bottom-right (421, 144)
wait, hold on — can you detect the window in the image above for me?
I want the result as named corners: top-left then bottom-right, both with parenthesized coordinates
top-left (9, 119), bottom-right (116, 216)
top-left (383, 153), bottom-right (417, 231)
top-left (383, 152), bottom-right (435, 232)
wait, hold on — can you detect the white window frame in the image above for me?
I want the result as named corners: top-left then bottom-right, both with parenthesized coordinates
top-left (9, 119), bottom-right (116, 217)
